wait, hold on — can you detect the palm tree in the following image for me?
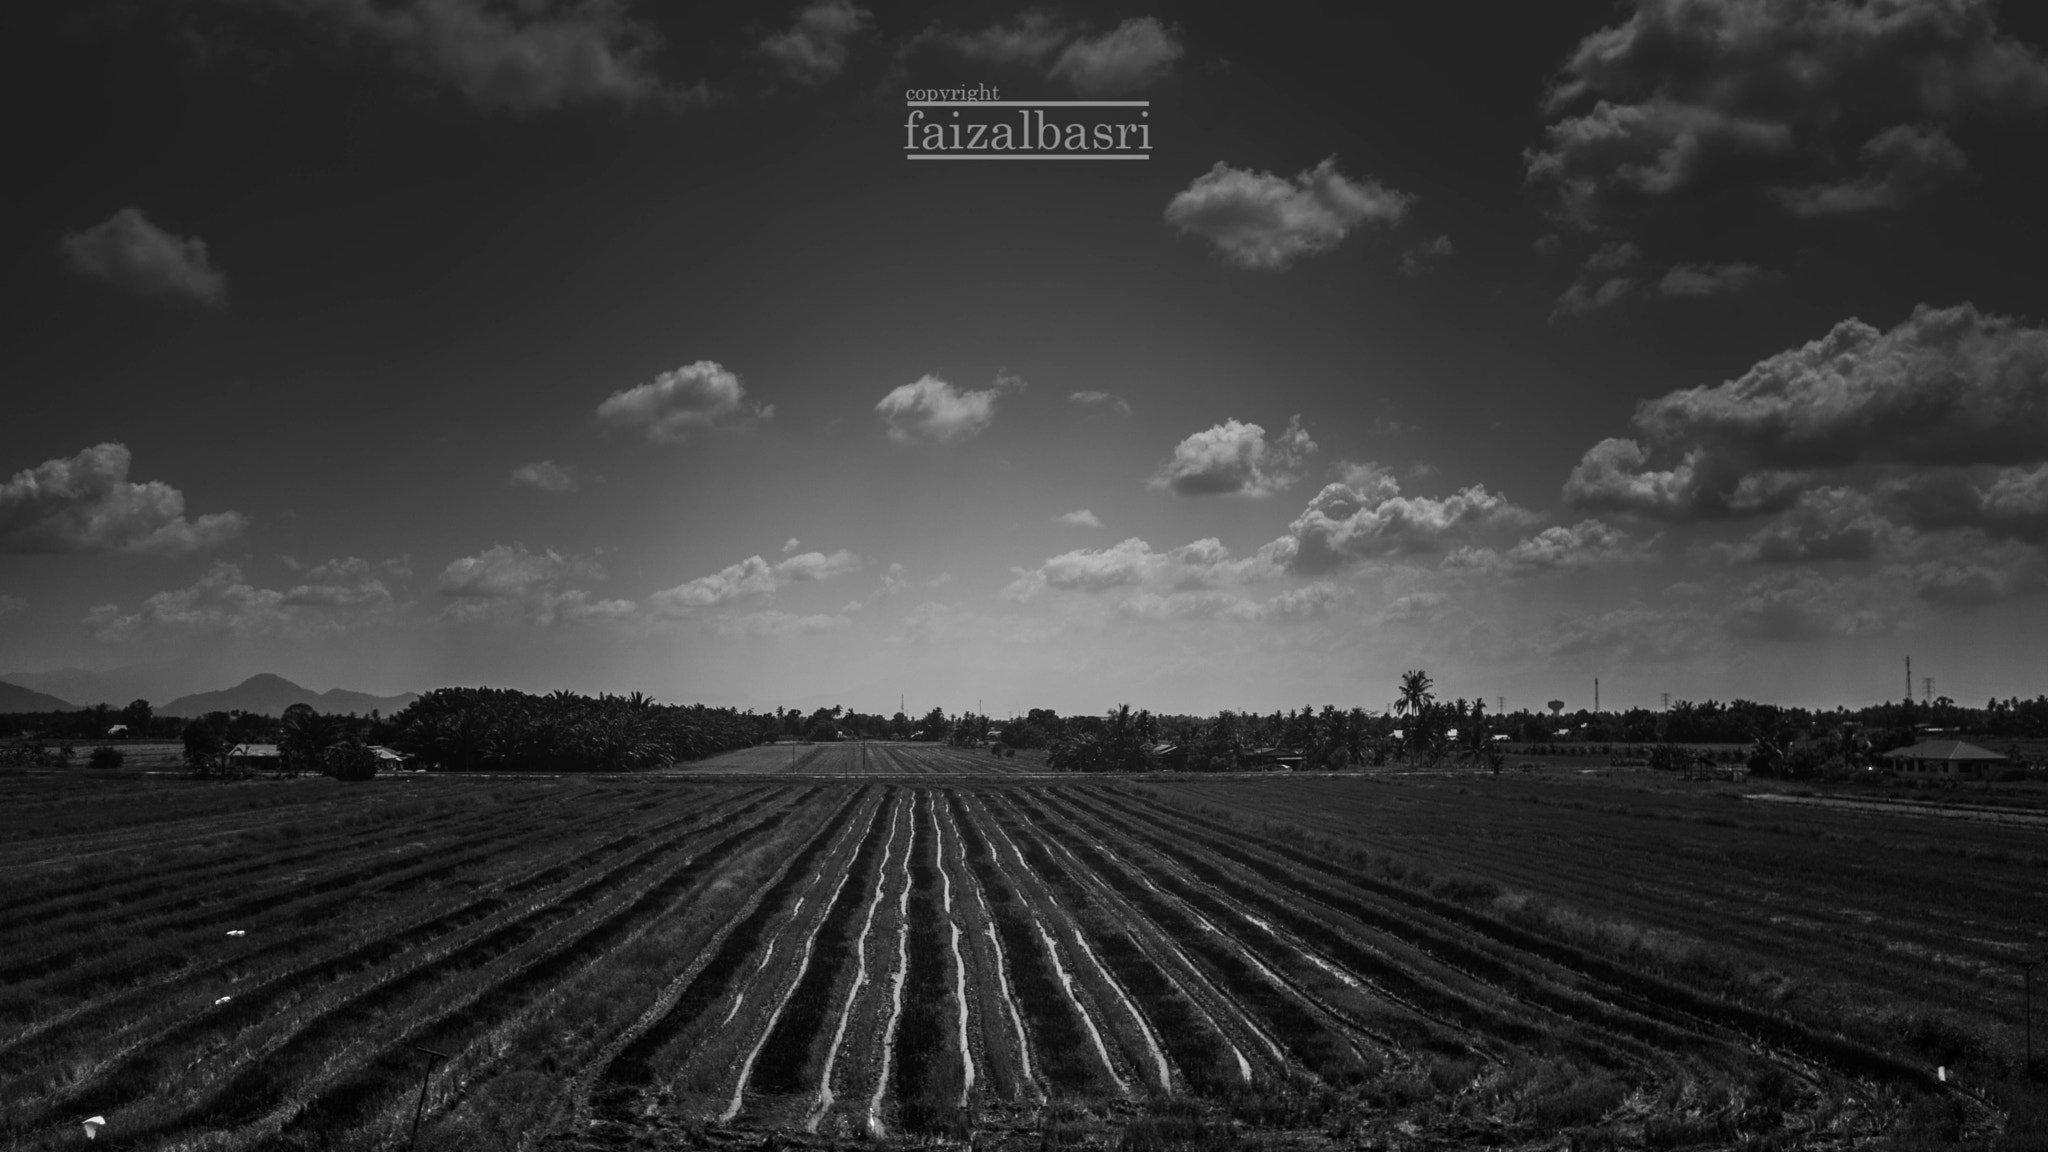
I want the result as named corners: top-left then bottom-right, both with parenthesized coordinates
top-left (1395, 670), bottom-right (1436, 764)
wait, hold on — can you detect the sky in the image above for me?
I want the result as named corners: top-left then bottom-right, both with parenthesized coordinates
top-left (4, 0), bottom-right (2048, 715)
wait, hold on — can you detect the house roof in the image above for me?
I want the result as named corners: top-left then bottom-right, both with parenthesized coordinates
top-left (1881, 739), bottom-right (2006, 762)
top-left (228, 743), bottom-right (279, 758)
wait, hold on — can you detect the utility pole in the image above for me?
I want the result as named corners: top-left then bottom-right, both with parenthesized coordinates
top-left (1594, 678), bottom-right (1600, 714)
top-left (1905, 656), bottom-right (1912, 703)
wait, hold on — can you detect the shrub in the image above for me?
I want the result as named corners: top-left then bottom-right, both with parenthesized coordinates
top-left (324, 739), bottom-right (381, 781)
top-left (88, 745), bottom-right (124, 769)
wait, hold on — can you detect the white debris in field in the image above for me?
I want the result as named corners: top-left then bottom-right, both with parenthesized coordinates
top-left (215, 996), bottom-right (232, 1006)
top-left (226, 930), bottom-right (246, 937)
top-left (83, 1116), bottom-right (107, 1139)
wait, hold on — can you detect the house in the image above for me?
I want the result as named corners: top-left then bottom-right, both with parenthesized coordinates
top-left (1244, 746), bottom-right (1303, 771)
top-left (106, 724), bottom-right (128, 737)
top-left (1143, 741), bottom-right (1187, 770)
top-left (367, 745), bottom-right (412, 771)
top-left (1881, 739), bottom-right (2006, 781)
top-left (227, 743), bottom-right (280, 769)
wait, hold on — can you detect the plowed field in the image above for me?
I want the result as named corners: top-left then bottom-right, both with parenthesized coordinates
top-left (1, 755), bottom-right (2034, 1151)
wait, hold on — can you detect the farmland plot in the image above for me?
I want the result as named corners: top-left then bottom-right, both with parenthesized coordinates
top-left (0, 768), bottom-right (2025, 1151)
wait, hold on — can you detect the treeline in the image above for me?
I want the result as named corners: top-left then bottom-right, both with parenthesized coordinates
top-left (387, 687), bottom-right (770, 772)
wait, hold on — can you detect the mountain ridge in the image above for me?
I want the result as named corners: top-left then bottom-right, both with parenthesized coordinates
top-left (160, 674), bottom-right (419, 718)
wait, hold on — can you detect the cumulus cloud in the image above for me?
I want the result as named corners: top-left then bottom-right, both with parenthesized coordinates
top-left (926, 10), bottom-right (1068, 64)
top-left (1153, 416), bottom-right (1314, 498)
top-left (648, 547), bottom-right (859, 615)
top-left (1775, 123), bottom-right (1972, 214)
top-left (1445, 519), bottom-right (1653, 575)
top-left (596, 360), bottom-right (772, 442)
top-left (762, 0), bottom-right (869, 83)
top-left (1070, 390), bottom-right (1133, 417)
top-left (1165, 158), bottom-right (1413, 271)
top-left (876, 373), bottom-right (1023, 444)
top-left (1057, 509), bottom-right (1103, 528)
top-left (1278, 464), bottom-right (1531, 573)
top-left (1725, 569), bottom-right (1885, 642)
top-left (508, 460), bottom-right (580, 493)
top-left (1001, 536), bottom-right (1283, 602)
top-left (1528, 0), bottom-right (2048, 227)
top-left (439, 543), bottom-right (603, 600)
top-left (61, 208), bottom-right (227, 306)
top-left (85, 558), bottom-right (398, 642)
top-left (436, 545), bottom-right (631, 625)
top-left (1398, 235), bottom-right (1454, 277)
top-left (913, 13), bottom-right (1180, 94)
top-left (257, 0), bottom-right (672, 112)
top-left (0, 443), bottom-right (245, 555)
top-left (1900, 542), bottom-right (2048, 606)
top-left (0, 594), bottom-right (28, 620)
top-left (1659, 261), bottom-right (1773, 296)
top-left (1048, 16), bottom-right (1182, 95)
top-left (1712, 487), bottom-right (1898, 563)
top-left (1564, 303), bottom-right (2048, 520)
top-left (1552, 241), bottom-right (1642, 318)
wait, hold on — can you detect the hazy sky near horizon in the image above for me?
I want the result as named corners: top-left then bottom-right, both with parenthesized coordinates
top-left (5, 0), bottom-right (2048, 714)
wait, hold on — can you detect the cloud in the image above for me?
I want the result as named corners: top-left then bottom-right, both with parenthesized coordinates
top-left (1564, 303), bottom-right (2048, 520)
top-left (0, 443), bottom-right (245, 555)
top-left (1659, 261), bottom-right (1773, 297)
top-left (0, 594), bottom-right (27, 620)
top-left (1713, 487), bottom-right (1897, 563)
top-left (282, 556), bottom-right (403, 607)
top-left (1279, 464), bottom-right (1532, 574)
top-left (1900, 542), bottom-right (2048, 606)
top-left (1165, 158), bottom-right (1414, 270)
top-left (1152, 416), bottom-right (1315, 498)
top-left (648, 548), bottom-right (860, 615)
top-left (782, 537), bottom-right (802, 554)
top-left (508, 460), bottom-right (580, 493)
top-left (61, 208), bottom-right (227, 306)
top-left (1725, 569), bottom-right (1885, 643)
top-left (1047, 16), bottom-right (1182, 95)
top-left (1070, 390), bottom-right (1133, 417)
top-left (258, 0), bottom-right (672, 112)
top-left (762, 0), bottom-right (869, 84)
top-left (439, 543), bottom-right (602, 599)
top-left (1528, 0), bottom-right (2048, 227)
top-left (927, 10), bottom-right (1068, 65)
top-left (1057, 509), bottom-right (1103, 528)
top-left (85, 558), bottom-right (398, 642)
top-left (1001, 536), bottom-right (1283, 602)
top-left (876, 372), bottom-right (1023, 444)
top-left (1397, 235), bottom-right (1454, 277)
top-left (1551, 241), bottom-right (1642, 318)
top-left (1445, 519), bottom-right (1653, 575)
top-left (596, 360), bottom-right (772, 442)
top-left (437, 544), bottom-right (630, 624)
top-left (1774, 122), bottom-right (1971, 214)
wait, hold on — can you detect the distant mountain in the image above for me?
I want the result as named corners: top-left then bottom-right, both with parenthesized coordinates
top-left (0, 679), bottom-right (79, 714)
top-left (0, 665), bottom-right (169, 709)
top-left (159, 674), bottom-right (419, 718)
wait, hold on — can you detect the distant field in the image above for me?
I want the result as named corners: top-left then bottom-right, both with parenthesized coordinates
top-left (672, 740), bottom-right (1050, 775)
top-left (0, 766), bottom-right (2035, 1152)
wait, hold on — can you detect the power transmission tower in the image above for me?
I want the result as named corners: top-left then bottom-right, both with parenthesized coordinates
top-left (1923, 677), bottom-right (1934, 705)
top-left (1661, 692), bottom-right (1670, 711)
